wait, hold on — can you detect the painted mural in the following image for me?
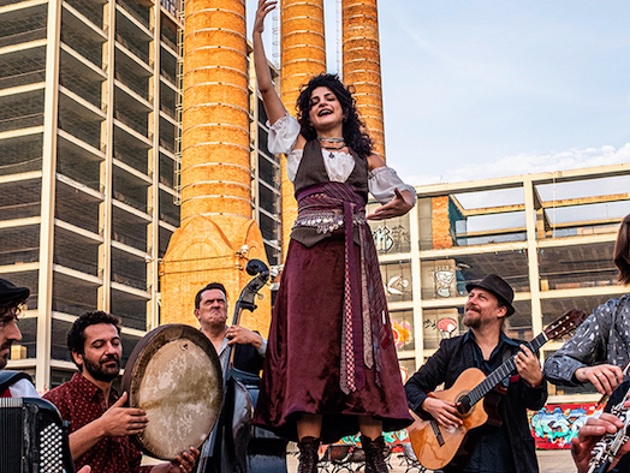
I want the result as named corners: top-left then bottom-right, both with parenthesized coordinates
top-left (325, 401), bottom-right (601, 454)
top-left (391, 320), bottom-right (412, 349)
top-left (530, 402), bottom-right (601, 449)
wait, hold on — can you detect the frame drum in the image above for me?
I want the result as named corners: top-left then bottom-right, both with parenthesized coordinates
top-left (121, 324), bottom-right (222, 460)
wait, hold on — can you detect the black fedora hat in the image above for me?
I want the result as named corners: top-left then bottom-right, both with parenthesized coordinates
top-left (0, 278), bottom-right (30, 306)
top-left (465, 274), bottom-right (515, 317)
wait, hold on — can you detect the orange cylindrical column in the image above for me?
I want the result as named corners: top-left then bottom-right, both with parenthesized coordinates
top-left (161, 0), bottom-right (271, 330)
top-left (181, 0), bottom-right (251, 221)
top-left (342, 0), bottom-right (386, 160)
top-left (279, 0), bottom-right (326, 258)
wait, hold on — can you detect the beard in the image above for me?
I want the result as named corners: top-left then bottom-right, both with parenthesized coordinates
top-left (0, 342), bottom-right (12, 370)
top-left (83, 354), bottom-right (120, 382)
top-left (462, 306), bottom-right (481, 329)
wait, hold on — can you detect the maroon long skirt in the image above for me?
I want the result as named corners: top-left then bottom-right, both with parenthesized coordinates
top-left (252, 234), bottom-right (412, 443)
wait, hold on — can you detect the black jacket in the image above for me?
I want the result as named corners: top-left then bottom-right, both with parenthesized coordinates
top-left (405, 333), bottom-right (547, 473)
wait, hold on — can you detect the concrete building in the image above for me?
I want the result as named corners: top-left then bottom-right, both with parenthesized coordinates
top-left (0, 0), bottom-right (280, 391)
top-left (3, 0), bottom-right (627, 412)
top-left (368, 163), bottom-right (630, 404)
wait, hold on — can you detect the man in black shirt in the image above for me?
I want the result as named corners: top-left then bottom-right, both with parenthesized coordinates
top-left (405, 274), bottom-right (546, 473)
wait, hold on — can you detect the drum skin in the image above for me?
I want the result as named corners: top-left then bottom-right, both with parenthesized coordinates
top-left (121, 324), bottom-right (223, 460)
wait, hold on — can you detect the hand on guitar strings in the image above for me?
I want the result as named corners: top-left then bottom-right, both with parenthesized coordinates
top-left (575, 364), bottom-right (624, 396)
top-left (421, 396), bottom-right (463, 430)
top-left (514, 345), bottom-right (543, 388)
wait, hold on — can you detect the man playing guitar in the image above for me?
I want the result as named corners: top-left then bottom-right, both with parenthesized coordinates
top-left (404, 274), bottom-right (547, 473)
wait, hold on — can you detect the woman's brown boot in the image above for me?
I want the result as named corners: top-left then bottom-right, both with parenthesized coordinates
top-left (361, 435), bottom-right (388, 473)
top-left (297, 436), bottom-right (320, 473)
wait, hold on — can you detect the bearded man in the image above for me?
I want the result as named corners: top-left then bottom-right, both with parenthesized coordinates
top-left (43, 310), bottom-right (199, 473)
top-left (404, 274), bottom-right (546, 473)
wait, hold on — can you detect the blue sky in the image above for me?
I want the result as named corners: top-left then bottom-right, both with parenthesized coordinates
top-left (248, 1), bottom-right (630, 185)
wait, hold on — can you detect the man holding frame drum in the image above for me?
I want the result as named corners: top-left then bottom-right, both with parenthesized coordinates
top-left (44, 311), bottom-right (199, 473)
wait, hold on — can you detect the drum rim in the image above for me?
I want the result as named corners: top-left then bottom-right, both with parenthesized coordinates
top-left (121, 323), bottom-right (223, 460)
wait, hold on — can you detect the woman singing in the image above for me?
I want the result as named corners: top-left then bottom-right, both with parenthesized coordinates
top-left (252, 1), bottom-right (415, 472)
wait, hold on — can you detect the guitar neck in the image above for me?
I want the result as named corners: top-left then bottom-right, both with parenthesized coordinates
top-left (465, 332), bottom-right (548, 407)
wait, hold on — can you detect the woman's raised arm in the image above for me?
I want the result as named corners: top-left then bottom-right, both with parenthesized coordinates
top-left (253, 0), bottom-right (286, 125)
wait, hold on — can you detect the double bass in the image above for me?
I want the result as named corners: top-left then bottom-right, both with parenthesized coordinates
top-left (198, 259), bottom-right (288, 473)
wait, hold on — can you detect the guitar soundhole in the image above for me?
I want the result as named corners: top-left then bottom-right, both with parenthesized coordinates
top-left (457, 395), bottom-right (472, 415)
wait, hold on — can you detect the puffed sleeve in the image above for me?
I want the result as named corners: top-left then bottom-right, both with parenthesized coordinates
top-left (267, 113), bottom-right (301, 155)
top-left (368, 166), bottom-right (417, 205)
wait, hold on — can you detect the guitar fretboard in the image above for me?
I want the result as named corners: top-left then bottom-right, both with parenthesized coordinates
top-left (460, 332), bottom-right (548, 410)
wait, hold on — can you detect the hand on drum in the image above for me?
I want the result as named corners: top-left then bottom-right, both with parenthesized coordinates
top-left (152, 447), bottom-right (199, 473)
top-left (100, 392), bottom-right (148, 437)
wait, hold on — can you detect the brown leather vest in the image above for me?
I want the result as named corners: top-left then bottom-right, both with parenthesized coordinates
top-left (290, 140), bottom-right (368, 247)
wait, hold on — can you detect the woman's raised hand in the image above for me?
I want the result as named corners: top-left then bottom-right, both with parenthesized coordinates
top-left (254, 0), bottom-right (277, 35)
top-left (253, 0), bottom-right (287, 124)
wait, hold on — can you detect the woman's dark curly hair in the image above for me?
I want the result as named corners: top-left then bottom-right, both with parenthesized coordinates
top-left (296, 73), bottom-right (373, 159)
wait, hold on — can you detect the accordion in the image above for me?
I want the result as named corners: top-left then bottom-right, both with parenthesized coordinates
top-left (0, 397), bottom-right (75, 473)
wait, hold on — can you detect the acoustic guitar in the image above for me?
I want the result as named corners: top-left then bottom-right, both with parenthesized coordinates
top-left (408, 309), bottom-right (587, 471)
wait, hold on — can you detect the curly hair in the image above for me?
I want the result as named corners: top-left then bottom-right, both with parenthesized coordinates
top-left (194, 282), bottom-right (228, 309)
top-left (67, 310), bottom-right (122, 359)
top-left (296, 73), bottom-right (373, 159)
top-left (614, 213), bottom-right (630, 285)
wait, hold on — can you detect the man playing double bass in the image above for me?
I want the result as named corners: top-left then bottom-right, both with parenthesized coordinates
top-left (194, 282), bottom-right (266, 377)
top-left (404, 274), bottom-right (546, 473)
top-left (193, 282), bottom-right (269, 473)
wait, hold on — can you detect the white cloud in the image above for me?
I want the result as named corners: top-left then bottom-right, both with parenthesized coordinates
top-left (406, 143), bottom-right (630, 186)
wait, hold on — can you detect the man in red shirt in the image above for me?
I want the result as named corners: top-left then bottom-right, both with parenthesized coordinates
top-left (44, 310), bottom-right (199, 473)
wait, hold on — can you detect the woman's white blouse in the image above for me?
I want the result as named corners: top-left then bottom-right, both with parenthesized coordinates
top-left (267, 114), bottom-right (416, 206)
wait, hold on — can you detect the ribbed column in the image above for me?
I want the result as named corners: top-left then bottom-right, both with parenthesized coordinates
top-left (181, 0), bottom-right (250, 221)
top-left (279, 0), bottom-right (326, 258)
top-left (342, 0), bottom-right (385, 159)
top-left (161, 0), bottom-right (271, 331)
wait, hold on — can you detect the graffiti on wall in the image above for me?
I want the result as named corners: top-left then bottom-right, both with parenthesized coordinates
top-left (372, 224), bottom-right (410, 254)
top-left (423, 316), bottom-right (459, 342)
top-left (433, 268), bottom-right (455, 298)
top-left (530, 403), bottom-right (601, 449)
top-left (391, 320), bottom-right (412, 350)
top-left (332, 403), bottom-right (601, 452)
top-left (386, 275), bottom-right (410, 297)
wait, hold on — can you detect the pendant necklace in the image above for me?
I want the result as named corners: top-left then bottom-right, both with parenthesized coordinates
top-left (323, 144), bottom-right (345, 159)
top-left (317, 137), bottom-right (345, 158)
